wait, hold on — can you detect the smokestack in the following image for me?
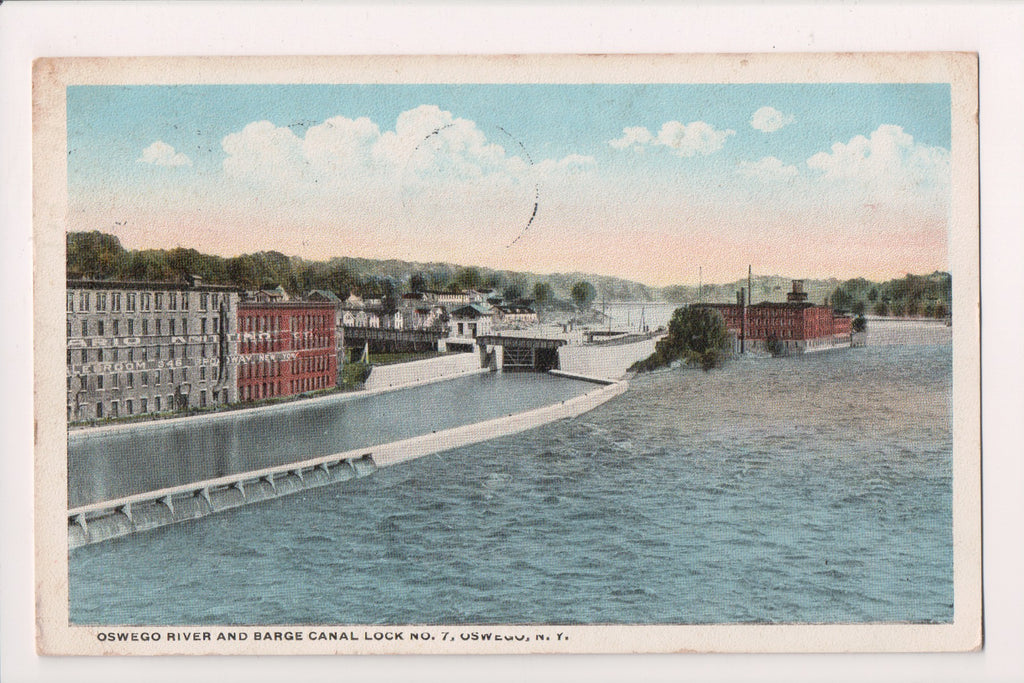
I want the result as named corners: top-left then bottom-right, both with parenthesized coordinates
top-left (748, 265), bottom-right (752, 306)
top-left (739, 286), bottom-right (746, 354)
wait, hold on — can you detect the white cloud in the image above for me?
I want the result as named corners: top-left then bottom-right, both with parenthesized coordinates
top-left (608, 121), bottom-right (735, 157)
top-left (805, 124), bottom-right (950, 203)
top-left (656, 120), bottom-right (735, 157)
top-left (137, 140), bottom-right (192, 167)
top-left (535, 154), bottom-right (596, 174)
top-left (750, 106), bottom-right (795, 133)
top-left (220, 105), bottom-right (588, 200)
top-left (608, 126), bottom-right (654, 150)
top-left (737, 156), bottom-right (799, 182)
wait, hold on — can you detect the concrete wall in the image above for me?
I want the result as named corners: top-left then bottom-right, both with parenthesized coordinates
top-left (557, 336), bottom-right (663, 380)
top-left (363, 352), bottom-right (483, 392)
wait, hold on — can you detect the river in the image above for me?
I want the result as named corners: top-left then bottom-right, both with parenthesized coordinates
top-left (69, 319), bottom-right (953, 625)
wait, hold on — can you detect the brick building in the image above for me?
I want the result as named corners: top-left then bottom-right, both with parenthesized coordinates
top-left (66, 276), bottom-right (241, 422)
top-left (236, 300), bottom-right (337, 401)
top-left (696, 280), bottom-right (852, 354)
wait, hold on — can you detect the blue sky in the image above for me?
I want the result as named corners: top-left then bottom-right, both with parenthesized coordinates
top-left (67, 83), bottom-right (952, 285)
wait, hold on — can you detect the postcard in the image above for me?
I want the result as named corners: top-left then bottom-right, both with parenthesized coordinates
top-left (34, 53), bottom-right (980, 655)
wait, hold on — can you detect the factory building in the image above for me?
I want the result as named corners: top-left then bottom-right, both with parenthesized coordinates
top-left (66, 276), bottom-right (241, 422)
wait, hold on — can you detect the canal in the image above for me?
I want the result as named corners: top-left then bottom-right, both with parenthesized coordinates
top-left (69, 372), bottom-right (594, 508)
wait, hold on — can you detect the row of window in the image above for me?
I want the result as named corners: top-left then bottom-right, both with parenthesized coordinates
top-left (68, 290), bottom-right (225, 313)
top-left (239, 332), bottom-right (330, 353)
top-left (67, 365), bottom-right (210, 392)
top-left (239, 313), bottom-right (332, 333)
top-left (70, 388), bottom-right (227, 421)
top-left (68, 343), bottom-right (217, 364)
top-left (241, 374), bottom-right (332, 402)
top-left (69, 315), bottom-right (222, 339)
top-left (238, 356), bottom-right (333, 381)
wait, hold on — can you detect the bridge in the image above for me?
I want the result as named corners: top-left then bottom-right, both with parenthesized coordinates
top-left (342, 326), bottom-right (446, 352)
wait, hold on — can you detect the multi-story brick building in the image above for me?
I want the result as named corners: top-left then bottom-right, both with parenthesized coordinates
top-left (66, 276), bottom-right (241, 422)
top-left (696, 280), bottom-right (852, 354)
top-left (236, 300), bottom-right (337, 401)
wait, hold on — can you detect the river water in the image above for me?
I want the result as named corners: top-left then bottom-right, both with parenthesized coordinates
top-left (70, 320), bottom-right (953, 625)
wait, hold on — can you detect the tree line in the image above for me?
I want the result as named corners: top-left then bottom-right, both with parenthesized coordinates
top-left (827, 272), bottom-right (951, 318)
top-left (66, 231), bottom-right (602, 310)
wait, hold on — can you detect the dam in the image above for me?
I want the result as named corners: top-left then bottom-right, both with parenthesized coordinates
top-left (68, 369), bottom-right (625, 548)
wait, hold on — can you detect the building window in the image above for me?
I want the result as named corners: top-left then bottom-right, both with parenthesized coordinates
top-left (200, 293), bottom-right (208, 310)
top-left (156, 319), bottom-right (162, 335)
top-left (97, 374), bottom-right (104, 389)
top-left (154, 370), bottom-right (161, 386)
top-left (96, 402), bottom-right (103, 418)
top-left (111, 373), bottom-right (118, 388)
top-left (127, 373), bottom-right (134, 389)
top-left (182, 294), bottom-right (189, 311)
top-left (110, 401), bottom-right (118, 418)
top-left (128, 319), bottom-right (134, 335)
top-left (67, 321), bottom-right (72, 338)
top-left (169, 292), bottom-right (177, 310)
top-left (81, 321), bottom-right (88, 337)
top-left (214, 317), bottom-right (220, 333)
top-left (141, 398), bottom-right (148, 413)
top-left (201, 318), bottom-right (207, 334)
top-left (142, 319), bottom-right (149, 335)
top-left (155, 396), bottom-right (161, 411)
top-left (169, 319), bottom-right (176, 335)
top-left (127, 293), bottom-right (136, 312)
top-left (112, 293), bottom-right (121, 311)
top-left (97, 348), bottom-right (104, 362)
top-left (141, 293), bottom-right (151, 311)
top-left (154, 292), bottom-right (163, 310)
top-left (181, 318), bottom-right (187, 334)
top-left (67, 292), bottom-right (74, 311)
top-left (97, 293), bottom-right (107, 311)
top-left (113, 319), bottom-right (119, 336)
top-left (126, 400), bottom-right (133, 415)
top-left (97, 320), bottom-right (104, 336)
top-left (78, 292), bottom-right (89, 312)
top-left (200, 366), bottom-right (206, 381)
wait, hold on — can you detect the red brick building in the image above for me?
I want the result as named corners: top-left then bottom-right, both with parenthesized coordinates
top-left (696, 280), bottom-right (852, 353)
top-left (236, 301), bottom-right (337, 401)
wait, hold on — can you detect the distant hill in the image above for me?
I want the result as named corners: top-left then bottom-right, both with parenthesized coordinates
top-left (66, 230), bottom-right (949, 317)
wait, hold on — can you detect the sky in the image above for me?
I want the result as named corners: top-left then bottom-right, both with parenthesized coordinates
top-left (66, 83), bottom-right (952, 286)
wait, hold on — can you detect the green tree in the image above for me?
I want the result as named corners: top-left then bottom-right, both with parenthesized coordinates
top-left (67, 231), bottom-right (126, 279)
top-left (571, 281), bottom-right (597, 309)
top-left (852, 314), bottom-right (867, 333)
top-left (409, 272), bottom-right (427, 293)
top-left (873, 300), bottom-right (889, 316)
top-left (532, 281), bottom-right (553, 305)
top-left (455, 267), bottom-right (482, 290)
top-left (851, 300), bottom-right (866, 315)
top-left (867, 287), bottom-right (879, 302)
top-left (632, 306), bottom-right (730, 372)
top-left (830, 286), bottom-right (854, 312)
